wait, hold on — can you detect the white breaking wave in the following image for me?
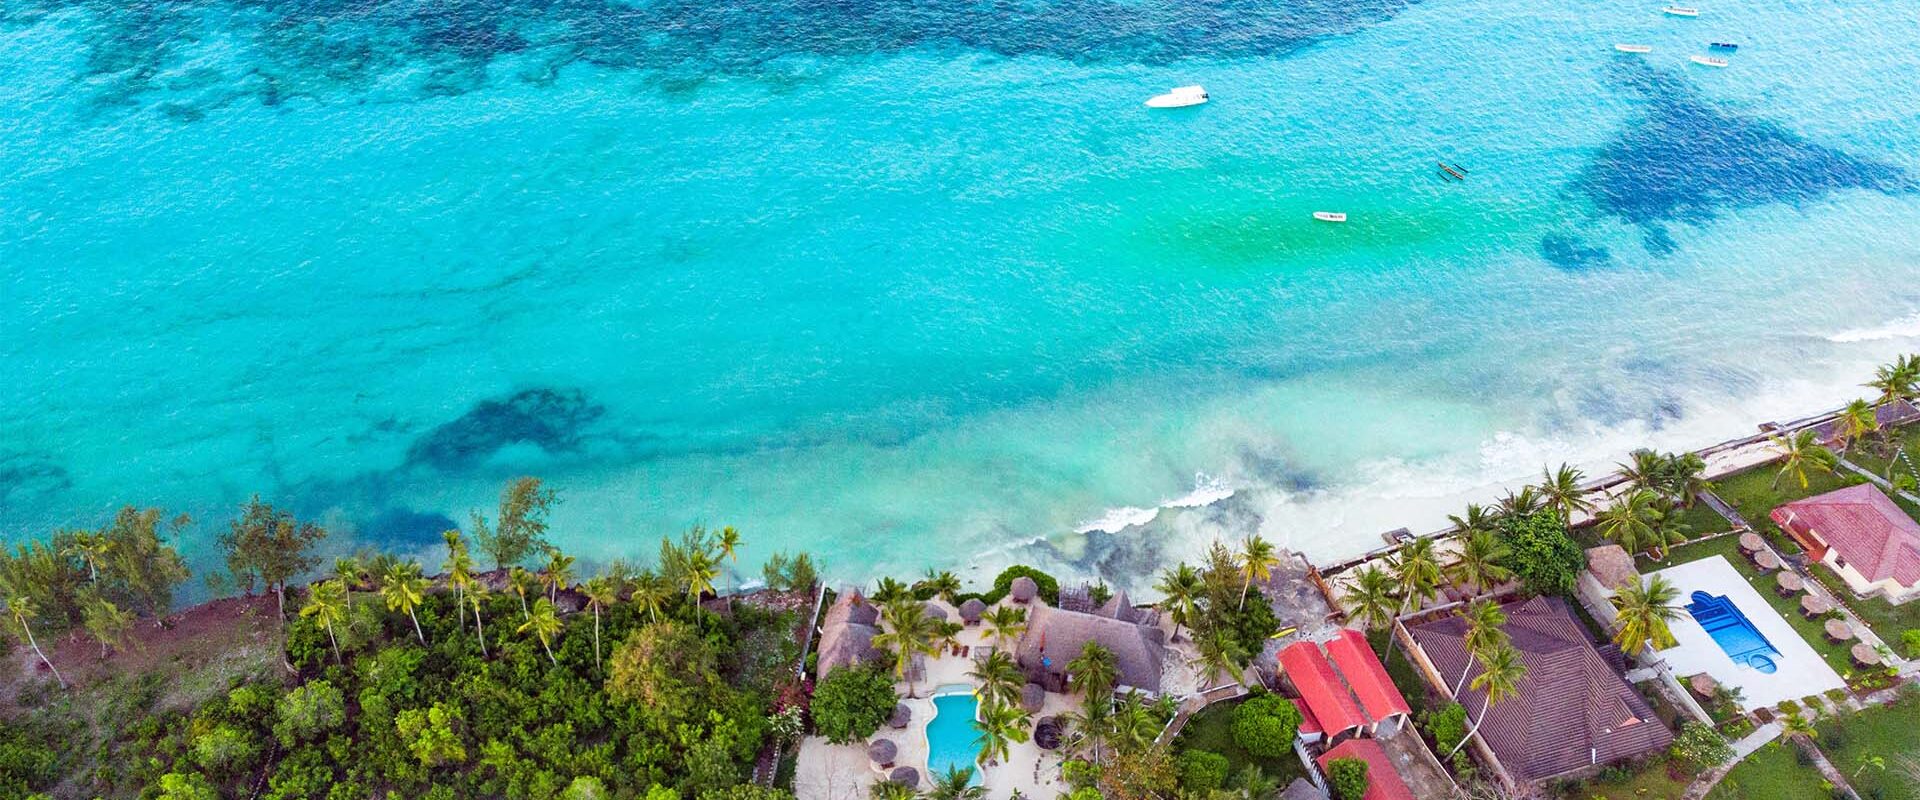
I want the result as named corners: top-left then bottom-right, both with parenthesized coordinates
top-left (1825, 313), bottom-right (1920, 343)
top-left (1074, 472), bottom-right (1238, 534)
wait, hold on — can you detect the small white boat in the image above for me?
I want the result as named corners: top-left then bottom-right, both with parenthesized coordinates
top-left (1689, 55), bottom-right (1729, 67)
top-left (1663, 6), bottom-right (1700, 16)
top-left (1614, 43), bottom-right (1654, 53)
top-left (1312, 212), bottom-right (1348, 223)
top-left (1145, 85), bottom-right (1208, 108)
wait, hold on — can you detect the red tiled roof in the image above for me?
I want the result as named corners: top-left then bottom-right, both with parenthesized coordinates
top-left (1326, 628), bottom-right (1412, 723)
top-left (1407, 597), bottom-right (1672, 784)
top-left (1772, 483), bottom-right (1920, 587)
top-left (1279, 640), bottom-right (1367, 735)
top-left (1315, 738), bottom-right (1415, 800)
top-left (1291, 697), bottom-right (1323, 735)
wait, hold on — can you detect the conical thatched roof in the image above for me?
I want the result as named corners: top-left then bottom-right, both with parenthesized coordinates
top-left (888, 703), bottom-right (911, 729)
top-left (959, 598), bottom-right (988, 623)
top-left (868, 738), bottom-right (897, 765)
top-left (923, 602), bottom-right (950, 620)
top-left (889, 767), bottom-right (920, 787)
top-left (1022, 682), bottom-right (1047, 713)
top-left (1010, 576), bottom-right (1039, 603)
top-left (1034, 716), bottom-right (1063, 750)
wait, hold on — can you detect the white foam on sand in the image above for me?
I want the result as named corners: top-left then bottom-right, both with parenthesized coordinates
top-left (1825, 312), bottom-right (1920, 343)
top-left (1073, 472), bottom-right (1236, 533)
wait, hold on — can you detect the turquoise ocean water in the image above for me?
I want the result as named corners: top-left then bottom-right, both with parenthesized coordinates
top-left (3, 0), bottom-right (1920, 592)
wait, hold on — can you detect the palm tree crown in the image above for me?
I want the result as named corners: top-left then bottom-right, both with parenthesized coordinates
top-left (1612, 574), bottom-right (1683, 654)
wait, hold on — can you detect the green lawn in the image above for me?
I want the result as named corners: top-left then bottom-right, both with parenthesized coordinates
top-left (1807, 564), bottom-right (1920, 658)
top-left (1368, 628), bottom-right (1429, 719)
top-left (1706, 739), bottom-right (1832, 800)
top-left (1816, 688), bottom-right (1920, 800)
top-left (1637, 535), bottom-right (1858, 677)
top-left (1843, 423), bottom-right (1920, 484)
top-left (1172, 698), bottom-right (1307, 787)
top-left (1708, 464), bottom-right (1858, 542)
top-left (1673, 500), bottom-right (1734, 536)
top-left (1576, 760), bottom-right (1690, 800)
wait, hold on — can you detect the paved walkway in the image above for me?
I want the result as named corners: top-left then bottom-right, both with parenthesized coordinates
top-left (1697, 489), bottom-right (1751, 531)
top-left (1836, 455), bottom-right (1920, 505)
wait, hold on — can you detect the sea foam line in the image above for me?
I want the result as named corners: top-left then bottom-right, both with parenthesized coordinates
top-left (1825, 312), bottom-right (1920, 343)
top-left (1073, 472), bottom-right (1236, 534)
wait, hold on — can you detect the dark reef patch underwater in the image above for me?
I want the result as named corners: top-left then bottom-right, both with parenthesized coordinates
top-left (1575, 61), bottom-right (1911, 255)
top-left (14, 0), bottom-right (1422, 115)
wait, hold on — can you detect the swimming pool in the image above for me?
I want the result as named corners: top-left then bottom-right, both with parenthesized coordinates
top-left (926, 686), bottom-right (983, 782)
top-left (1685, 591), bottom-right (1781, 674)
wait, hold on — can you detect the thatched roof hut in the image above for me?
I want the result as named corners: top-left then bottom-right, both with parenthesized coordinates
top-left (1687, 673), bottom-right (1718, 698)
top-left (959, 598), bottom-right (988, 624)
top-left (868, 739), bottom-right (897, 767)
top-left (1010, 576), bottom-right (1039, 604)
top-left (1022, 682), bottom-right (1047, 714)
top-left (1584, 545), bottom-right (1638, 592)
top-left (1034, 716), bottom-right (1063, 750)
top-left (1016, 604), bottom-right (1166, 694)
top-left (923, 602), bottom-right (950, 621)
top-left (817, 594), bottom-right (886, 679)
top-left (889, 767), bottom-right (920, 788)
top-left (888, 704), bottom-right (911, 729)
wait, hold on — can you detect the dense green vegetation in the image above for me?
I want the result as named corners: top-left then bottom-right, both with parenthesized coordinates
top-left (1166, 696), bottom-right (1305, 790)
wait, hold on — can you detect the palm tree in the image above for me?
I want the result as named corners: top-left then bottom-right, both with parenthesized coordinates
top-left (919, 569), bottom-right (962, 603)
top-left (1194, 627), bottom-right (1247, 686)
top-left (1867, 356), bottom-right (1920, 404)
top-left (467, 581), bottom-right (492, 658)
top-left (519, 597), bottom-right (563, 666)
top-left (974, 701), bottom-right (1031, 766)
top-left (1612, 574), bottom-right (1682, 655)
top-left (933, 620), bottom-right (965, 656)
top-left (1771, 431), bottom-right (1837, 489)
top-left (1597, 490), bottom-right (1663, 555)
top-left (1836, 398), bottom-right (1879, 454)
top-left (1065, 697), bottom-right (1114, 764)
top-left (380, 562), bottom-right (430, 645)
top-left (1447, 529), bottom-right (1514, 595)
top-left (873, 599), bottom-right (938, 698)
top-left (1497, 485), bottom-right (1543, 517)
top-left (1239, 535), bottom-right (1281, 610)
top-left (334, 555), bottom-right (367, 589)
top-left (1067, 641), bottom-right (1120, 703)
top-left (682, 548), bottom-right (718, 602)
top-left (541, 548), bottom-right (575, 604)
top-left (983, 606), bottom-right (1027, 649)
top-left (1451, 599), bottom-right (1508, 696)
top-left (716, 526), bottom-right (743, 592)
top-left (82, 595), bottom-right (136, 656)
top-left (1619, 449), bottom-right (1669, 497)
top-left (1344, 565), bottom-right (1399, 631)
top-left (1448, 503), bottom-right (1498, 535)
top-left (5, 594), bottom-right (67, 688)
top-left (445, 540), bottom-right (474, 634)
top-left (1233, 766), bottom-right (1282, 800)
top-left (926, 766), bottom-right (985, 800)
top-left (872, 576), bottom-right (911, 604)
top-left (1154, 563), bottom-right (1202, 641)
top-left (300, 579), bottom-right (350, 664)
top-left (1447, 642), bottom-right (1528, 758)
top-left (869, 782), bottom-right (917, 800)
top-left (1539, 464), bottom-right (1593, 527)
top-left (63, 532), bottom-right (114, 582)
top-left (970, 650), bottom-right (1025, 709)
top-left (1388, 538), bottom-right (1443, 615)
top-left (1663, 452), bottom-right (1709, 507)
top-left (630, 569), bottom-right (670, 624)
top-left (582, 575), bottom-right (618, 664)
top-left (1109, 693), bottom-right (1158, 754)
top-left (508, 566), bottom-right (535, 619)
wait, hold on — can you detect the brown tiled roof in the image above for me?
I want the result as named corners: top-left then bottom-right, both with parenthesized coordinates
top-left (1772, 483), bottom-right (1920, 587)
top-left (1408, 597), bottom-right (1672, 784)
top-left (1585, 545), bottom-right (1639, 592)
top-left (1016, 604), bottom-right (1165, 693)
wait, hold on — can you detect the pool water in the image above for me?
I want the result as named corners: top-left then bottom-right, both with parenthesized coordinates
top-left (1685, 591), bottom-right (1781, 674)
top-left (926, 688), bottom-right (983, 782)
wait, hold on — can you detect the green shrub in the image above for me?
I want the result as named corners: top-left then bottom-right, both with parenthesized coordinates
top-left (1062, 759), bottom-right (1102, 789)
top-left (1670, 722), bottom-right (1733, 768)
top-left (1901, 630), bottom-right (1920, 659)
top-left (1230, 695), bottom-right (1303, 758)
top-left (1498, 510), bottom-right (1582, 596)
top-left (1425, 702), bottom-right (1468, 756)
top-left (810, 665), bottom-right (897, 744)
top-left (1177, 749), bottom-right (1230, 793)
top-left (274, 679), bottom-right (346, 747)
top-left (979, 566), bottom-right (1060, 605)
top-left (1326, 757), bottom-right (1370, 800)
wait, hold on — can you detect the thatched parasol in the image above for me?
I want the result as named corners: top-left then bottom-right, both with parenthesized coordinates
top-left (1738, 532), bottom-right (1766, 553)
top-left (1022, 683), bottom-right (1047, 714)
top-left (923, 602), bottom-right (950, 621)
top-left (959, 598), bottom-right (988, 624)
top-left (1825, 618), bottom-right (1855, 642)
top-left (1688, 673), bottom-right (1719, 699)
top-left (1034, 716), bottom-right (1063, 750)
top-left (889, 767), bottom-right (920, 788)
top-left (1800, 594), bottom-right (1832, 617)
top-left (1010, 576), bottom-right (1039, 604)
top-left (888, 703), bottom-right (911, 729)
top-left (1775, 571), bottom-right (1805, 594)
top-left (1753, 549), bottom-right (1781, 571)
top-left (868, 739), bottom-right (897, 767)
top-left (1851, 642), bottom-right (1882, 667)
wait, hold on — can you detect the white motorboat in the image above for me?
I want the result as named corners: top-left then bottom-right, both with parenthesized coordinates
top-left (1312, 212), bottom-right (1348, 223)
top-left (1689, 55), bottom-right (1729, 67)
top-left (1663, 6), bottom-right (1700, 16)
top-left (1614, 43), bottom-right (1654, 53)
top-left (1145, 85), bottom-right (1208, 108)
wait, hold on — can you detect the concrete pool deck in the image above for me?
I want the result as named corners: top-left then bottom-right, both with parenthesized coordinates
top-left (1649, 556), bottom-right (1844, 709)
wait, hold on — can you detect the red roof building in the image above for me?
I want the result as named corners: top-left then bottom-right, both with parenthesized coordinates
top-left (1772, 484), bottom-right (1920, 602)
top-left (1315, 738), bottom-right (1416, 800)
top-left (1291, 697), bottom-right (1324, 741)
top-left (1326, 628), bottom-right (1412, 725)
top-left (1279, 640), bottom-right (1368, 737)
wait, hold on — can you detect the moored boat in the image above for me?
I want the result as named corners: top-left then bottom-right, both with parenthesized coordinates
top-left (1663, 6), bottom-right (1700, 16)
top-left (1145, 85), bottom-right (1208, 108)
top-left (1710, 41), bottom-right (1739, 49)
top-left (1312, 212), bottom-right (1347, 223)
top-left (1614, 44), bottom-right (1654, 53)
top-left (1689, 55), bottom-right (1729, 67)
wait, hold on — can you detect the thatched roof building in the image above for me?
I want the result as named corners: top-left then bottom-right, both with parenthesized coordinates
top-left (1010, 576), bottom-right (1039, 603)
top-left (817, 594), bottom-right (885, 679)
top-left (1015, 604), bottom-right (1165, 695)
top-left (959, 598), bottom-right (988, 624)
